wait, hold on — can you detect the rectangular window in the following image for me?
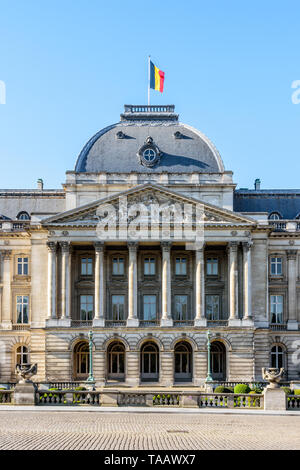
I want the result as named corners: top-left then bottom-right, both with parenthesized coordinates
top-left (81, 258), bottom-right (93, 276)
top-left (111, 295), bottom-right (125, 321)
top-left (16, 296), bottom-right (29, 324)
top-left (270, 257), bottom-right (282, 276)
top-left (112, 257), bottom-right (124, 275)
top-left (270, 295), bottom-right (283, 324)
top-left (175, 257), bottom-right (187, 275)
top-left (143, 295), bottom-right (157, 321)
top-left (17, 257), bottom-right (28, 275)
top-left (206, 295), bottom-right (220, 320)
top-left (174, 295), bottom-right (188, 321)
top-left (80, 295), bottom-right (93, 321)
top-left (144, 258), bottom-right (155, 275)
top-left (207, 258), bottom-right (218, 276)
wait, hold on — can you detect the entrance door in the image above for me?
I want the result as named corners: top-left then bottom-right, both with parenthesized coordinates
top-left (140, 342), bottom-right (159, 382)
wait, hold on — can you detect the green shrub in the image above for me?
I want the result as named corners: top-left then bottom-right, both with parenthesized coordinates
top-left (234, 384), bottom-right (251, 394)
top-left (250, 387), bottom-right (263, 394)
top-left (214, 386), bottom-right (233, 394)
top-left (294, 389), bottom-right (300, 395)
top-left (281, 387), bottom-right (292, 395)
top-left (74, 387), bottom-right (86, 391)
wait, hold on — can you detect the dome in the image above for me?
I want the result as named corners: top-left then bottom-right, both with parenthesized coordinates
top-left (75, 105), bottom-right (224, 174)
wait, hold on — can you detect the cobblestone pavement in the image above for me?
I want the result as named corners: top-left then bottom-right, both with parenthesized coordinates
top-left (0, 411), bottom-right (299, 450)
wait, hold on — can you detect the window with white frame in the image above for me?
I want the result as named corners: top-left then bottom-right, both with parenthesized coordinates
top-left (16, 296), bottom-right (29, 324)
top-left (111, 295), bottom-right (125, 321)
top-left (175, 257), bottom-right (187, 276)
top-left (206, 258), bottom-right (218, 276)
top-left (112, 257), bottom-right (125, 275)
top-left (144, 257), bottom-right (155, 275)
top-left (17, 257), bottom-right (29, 275)
top-left (206, 295), bottom-right (220, 320)
top-left (270, 256), bottom-right (282, 276)
top-left (143, 295), bottom-right (157, 321)
top-left (270, 295), bottom-right (283, 324)
top-left (271, 345), bottom-right (284, 368)
top-left (174, 295), bottom-right (188, 321)
top-left (81, 257), bottom-right (93, 276)
top-left (80, 295), bottom-right (93, 321)
top-left (16, 345), bottom-right (29, 367)
top-left (269, 212), bottom-right (281, 220)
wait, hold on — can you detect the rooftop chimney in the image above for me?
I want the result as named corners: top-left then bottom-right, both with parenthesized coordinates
top-left (37, 178), bottom-right (44, 190)
top-left (254, 178), bottom-right (261, 190)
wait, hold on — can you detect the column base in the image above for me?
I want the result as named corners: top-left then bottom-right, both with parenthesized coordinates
top-left (58, 318), bottom-right (71, 327)
top-left (194, 318), bottom-right (207, 327)
top-left (46, 318), bottom-right (59, 327)
top-left (0, 321), bottom-right (12, 330)
top-left (287, 320), bottom-right (299, 331)
top-left (228, 318), bottom-right (242, 327)
top-left (126, 318), bottom-right (139, 327)
top-left (160, 318), bottom-right (173, 327)
top-left (242, 318), bottom-right (254, 327)
top-left (93, 318), bottom-right (105, 328)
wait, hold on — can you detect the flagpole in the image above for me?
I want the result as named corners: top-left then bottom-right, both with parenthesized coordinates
top-left (148, 55), bottom-right (150, 106)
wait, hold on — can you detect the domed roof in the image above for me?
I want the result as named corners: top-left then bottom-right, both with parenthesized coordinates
top-left (75, 105), bottom-right (224, 174)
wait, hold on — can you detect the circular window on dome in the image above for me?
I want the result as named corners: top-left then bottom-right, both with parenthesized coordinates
top-left (143, 148), bottom-right (156, 163)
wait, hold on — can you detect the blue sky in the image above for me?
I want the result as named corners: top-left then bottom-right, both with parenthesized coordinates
top-left (0, 0), bottom-right (299, 189)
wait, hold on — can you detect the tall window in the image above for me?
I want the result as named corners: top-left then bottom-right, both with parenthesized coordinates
top-left (206, 258), bottom-right (218, 275)
top-left (174, 342), bottom-right (192, 381)
top-left (17, 257), bottom-right (28, 275)
top-left (271, 345), bottom-right (284, 368)
top-left (175, 257), bottom-right (187, 275)
top-left (112, 257), bottom-right (124, 275)
top-left (81, 257), bottom-right (93, 275)
top-left (206, 295), bottom-right (220, 320)
top-left (174, 295), bottom-right (188, 321)
top-left (16, 296), bottom-right (29, 324)
top-left (111, 295), bottom-right (125, 321)
top-left (270, 257), bottom-right (282, 276)
top-left (108, 342), bottom-right (125, 380)
top-left (144, 257), bottom-right (155, 275)
top-left (140, 342), bottom-right (159, 382)
top-left (74, 342), bottom-right (89, 378)
top-left (143, 295), bottom-right (157, 321)
top-left (80, 295), bottom-right (93, 321)
top-left (16, 346), bottom-right (29, 366)
top-left (270, 295), bottom-right (283, 324)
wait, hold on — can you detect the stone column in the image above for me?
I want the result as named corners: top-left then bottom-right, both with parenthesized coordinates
top-left (127, 242), bottom-right (139, 327)
top-left (93, 242), bottom-right (105, 327)
top-left (1, 250), bottom-right (12, 330)
top-left (161, 241), bottom-right (173, 327)
top-left (194, 245), bottom-right (206, 327)
top-left (47, 242), bottom-right (57, 323)
top-left (228, 241), bottom-right (240, 326)
top-left (287, 250), bottom-right (298, 330)
top-left (242, 241), bottom-right (253, 325)
top-left (60, 242), bottom-right (71, 326)
top-left (126, 350), bottom-right (140, 387)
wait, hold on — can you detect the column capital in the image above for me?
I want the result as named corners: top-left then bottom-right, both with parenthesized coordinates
top-left (227, 241), bottom-right (239, 253)
top-left (161, 241), bottom-right (172, 252)
top-left (2, 250), bottom-right (12, 260)
top-left (128, 241), bottom-right (138, 253)
top-left (47, 241), bottom-right (57, 253)
top-left (60, 241), bottom-right (70, 253)
top-left (242, 241), bottom-right (253, 252)
top-left (287, 249), bottom-right (297, 260)
top-left (94, 241), bottom-right (105, 253)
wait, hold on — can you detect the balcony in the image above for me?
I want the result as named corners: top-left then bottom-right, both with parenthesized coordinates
top-left (206, 320), bottom-right (228, 327)
top-left (12, 323), bottom-right (30, 331)
top-left (269, 220), bottom-right (300, 232)
top-left (173, 320), bottom-right (194, 327)
top-left (71, 320), bottom-right (93, 328)
top-left (139, 320), bottom-right (160, 327)
top-left (270, 323), bottom-right (287, 331)
top-left (105, 320), bottom-right (127, 327)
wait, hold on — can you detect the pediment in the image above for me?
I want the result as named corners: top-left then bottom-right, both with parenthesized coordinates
top-left (43, 183), bottom-right (256, 229)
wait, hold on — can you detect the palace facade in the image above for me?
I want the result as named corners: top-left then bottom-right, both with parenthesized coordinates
top-left (0, 104), bottom-right (299, 386)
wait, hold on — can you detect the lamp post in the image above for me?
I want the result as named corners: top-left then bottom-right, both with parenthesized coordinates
top-left (206, 330), bottom-right (213, 382)
top-left (87, 330), bottom-right (95, 385)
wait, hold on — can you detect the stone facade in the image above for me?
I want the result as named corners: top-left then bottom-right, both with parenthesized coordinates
top-left (0, 105), bottom-right (299, 387)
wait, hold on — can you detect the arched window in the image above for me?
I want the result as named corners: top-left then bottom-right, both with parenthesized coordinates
top-left (107, 342), bottom-right (125, 381)
top-left (16, 345), bottom-right (29, 367)
top-left (174, 342), bottom-right (192, 382)
top-left (73, 341), bottom-right (89, 379)
top-left (140, 342), bottom-right (159, 382)
top-left (270, 345), bottom-right (285, 369)
top-left (17, 211), bottom-right (30, 220)
top-left (269, 212), bottom-right (281, 220)
top-left (210, 341), bottom-right (226, 380)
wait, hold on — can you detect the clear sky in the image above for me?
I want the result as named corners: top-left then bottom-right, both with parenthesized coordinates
top-left (0, 0), bottom-right (299, 190)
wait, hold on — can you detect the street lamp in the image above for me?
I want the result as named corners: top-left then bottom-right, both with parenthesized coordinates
top-left (87, 330), bottom-right (95, 385)
top-left (206, 330), bottom-right (213, 382)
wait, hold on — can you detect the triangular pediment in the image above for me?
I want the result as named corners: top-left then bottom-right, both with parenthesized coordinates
top-left (43, 184), bottom-right (256, 228)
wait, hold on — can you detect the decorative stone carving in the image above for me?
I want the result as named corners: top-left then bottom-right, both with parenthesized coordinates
top-left (262, 367), bottom-right (285, 389)
top-left (16, 363), bottom-right (37, 384)
top-left (137, 136), bottom-right (161, 168)
top-left (47, 241), bottom-right (56, 253)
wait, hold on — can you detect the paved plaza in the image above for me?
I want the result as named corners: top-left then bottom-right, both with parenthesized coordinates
top-left (0, 410), bottom-right (299, 450)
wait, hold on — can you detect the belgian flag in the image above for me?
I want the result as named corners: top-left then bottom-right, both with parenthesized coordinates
top-left (150, 61), bottom-right (165, 93)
